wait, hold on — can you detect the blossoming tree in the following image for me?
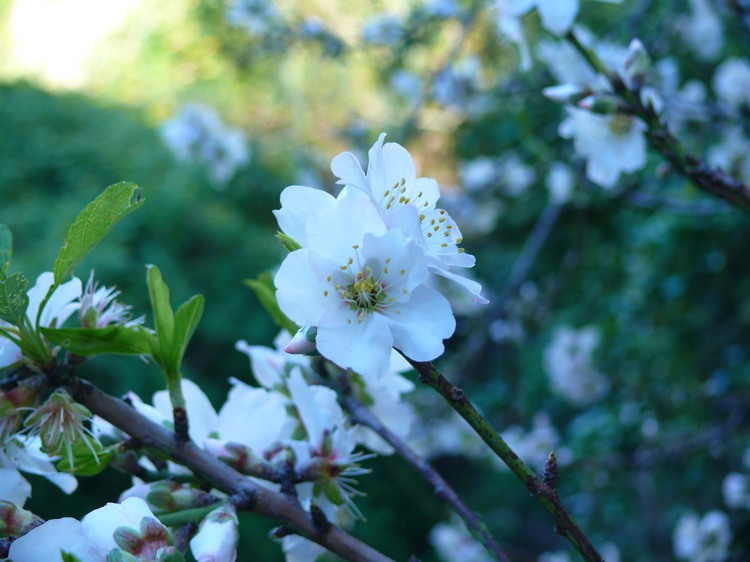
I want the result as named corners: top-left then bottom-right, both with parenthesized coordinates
top-left (2, 0), bottom-right (750, 560)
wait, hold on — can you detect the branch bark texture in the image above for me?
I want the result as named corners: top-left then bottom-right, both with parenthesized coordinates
top-left (68, 377), bottom-right (393, 562)
top-left (404, 358), bottom-right (603, 562)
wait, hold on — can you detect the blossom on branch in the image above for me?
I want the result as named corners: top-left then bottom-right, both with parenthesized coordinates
top-left (275, 189), bottom-right (456, 380)
top-left (331, 133), bottom-right (488, 304)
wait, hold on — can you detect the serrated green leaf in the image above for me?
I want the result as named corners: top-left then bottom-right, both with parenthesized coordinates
top-left (245, 273), bottom-right (298, 336)
top-left (0, 224), bottom-right (11, 279)
top-left (146, 265), bottom-right (174, 367)
top-left (171, 294), bottom-right (204, 370)
top-left (40, 326), bottom-right (154, 356)
top-left (0, 272), bottom-right (29, 326)
top-left (54, 182), bottom-right (144, 284)
top-left (56, 440), bottom-right (114, 476)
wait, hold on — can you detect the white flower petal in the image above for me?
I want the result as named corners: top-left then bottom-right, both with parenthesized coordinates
top-left (8, 518), bottom-right (94, 562)
top-left (152, 379), bottom-right (219, 445)
top-left (317, 308), bottom-right (393, 380)
top-left (331, 151), bottom-right (370, 193)
top-left (274, 185), bottom-right (336, 247)
top-left (305, 197), bottom-right (387, 261)
top-left (537, 0), bottom-right (579, 35)
top-left (384, 285), bottom-right (455, 361)
top-left (82, 497), bottom-right (159, 558)
top-left (0, 468), bottom-right (31, 505)
top-left (217, 385), bottom-right (290, 452)
top-left (275, 249), bottom-right (334, 327)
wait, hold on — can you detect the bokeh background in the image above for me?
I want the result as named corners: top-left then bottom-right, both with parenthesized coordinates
top-left (2, 0), bottom-right (750, 560)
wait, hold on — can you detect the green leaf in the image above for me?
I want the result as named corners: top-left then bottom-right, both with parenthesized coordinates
top-left (54, 182), bottom-right (144, 284)
top-left (61, 552), bottom-right (84, 562)
top-left (171, 294), bottom-right (204, 370)
top-left (146, 265), bottom-right (175, 362)
top-left (0, 272), bottom-right (29, 326)
top-left (56, 440), bottom-right (114, 476)
top-left (40, 326), bottom-right (154, 356)
top-left (245, 273), bottom-right (298, 336)
top-left (0, 223), bottom-right (11, 279)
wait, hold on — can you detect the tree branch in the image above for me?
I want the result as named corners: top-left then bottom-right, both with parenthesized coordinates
top-left (564, 30), bottom-right (750, 215)
top-left (403, 358), bottom-right (603, 562)
top-left (66, 376), bottom-right (394, 562)
top-left (337, 384), bottom-right (511, 562)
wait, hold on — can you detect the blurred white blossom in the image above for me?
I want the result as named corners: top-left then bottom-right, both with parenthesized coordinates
top-left (546, 161), bottom-right (575, 204)
top-left (713, 58), bottom-right (750, 111)
top-left (500, 412), bottom-right (571, 471)
top-left (226, 0), bottom-right (281, 37)
top-left (430, 515), bottom-right (492, 562)
top-left (679, 0), bottom-right (723, 62)
top-left (673, 510), bottom-right (731, 562)
top-left (723, 472), bottom-right (750, 510)
top-left (559, 107), bottom-right (646, 188)
top-left (362, 14), bottom-right (403, 45)
top-left (544, 325), bottom-right (609, 406)
top-left (160, 103), bottom-right (249, 186)
top-left (707, 126), bottom-right (750, 183)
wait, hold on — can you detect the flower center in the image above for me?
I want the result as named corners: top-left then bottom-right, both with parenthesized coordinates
top-left (343, 265), bottom-right (388, 313)
top-left (608, 114), bottom-right (633, 136)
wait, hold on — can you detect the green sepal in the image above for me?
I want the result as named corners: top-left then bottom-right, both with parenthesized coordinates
top-left (40, 326), bottom-right (154, 357)
top-left (54, 182), bottom-right (144, 284)
top-left (61, 552), bottom-right (84, 562)
top-left (56, 440), bottom-right (114, 476)
top-left (157, 550), bottom-right (186, 562)
top-left (245, 273), bottom-right (298, 335)
top-left (276, 231), bottom-right (302, 252)
top-left (323, 478), bottom-right (345, 506)
top-left (0, 272), bottom-right (29, 326)
top-left (0, 223), bottom-right (11, 280)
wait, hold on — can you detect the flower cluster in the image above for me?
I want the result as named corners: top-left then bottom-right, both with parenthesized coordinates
top-left (87, 331), bottom-right (416, 562)
top-left (274, 133), bottom-right (486, 381)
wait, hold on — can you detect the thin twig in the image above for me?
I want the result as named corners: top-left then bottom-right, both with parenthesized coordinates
top-left (403, 358), bottom-right (603, 562)
top-left (338, 388), bottom-right (511, 562)
top-left (564, 30), bottom-right (750, 215)
top-left (66, 376), bottom-right (394, 562)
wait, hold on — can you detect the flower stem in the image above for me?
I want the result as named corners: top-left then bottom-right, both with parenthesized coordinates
top-left (403, 357), bottom-right (603, 562)
top-left (337, 382), bottom-right (511, 562)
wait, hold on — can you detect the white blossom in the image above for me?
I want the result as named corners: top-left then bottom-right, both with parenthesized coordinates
top-left (190, 504), bottom-right (239, 562)
top-left (673, 510), bottom-right (732, 562)
top-left (559, 107), bottom-right (647, 188)
top-left (362, 14), bottom-right (403, 45)
top-left (723, 472), bottom-right (750, 510)
top-left (274, 187), bottom-right (456, 380)
top-left (160, 103), bottom-right (249, 186)
top-left (713, 58), bottom-right (750, 111)
top-left (331, 133), bottom-right (487, 303)
top-left (430, 515), bottom-right (492, 562)
top-left (546, 161), bottom-right (575, 204)
top-left (500, 412), bottom-right (570, 471)
top-left (544, 325), bottom-right (609, 406)
top-left (679, 0), bottom-right (724, 62)
top-left (496, 1), bottom-right (623, 70)
top-left (226, 0), bottom-right (281, 37)
top-left (0, 272), bottom-right (81, 368)
top-left (8, 497), bottom-right (169, 561)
